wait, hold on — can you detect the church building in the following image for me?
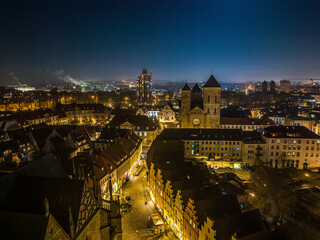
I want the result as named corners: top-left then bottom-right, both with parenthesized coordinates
top-left (180, 74), bottom-right (221, 128)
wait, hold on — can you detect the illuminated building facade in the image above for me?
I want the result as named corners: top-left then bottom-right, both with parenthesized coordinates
top-left (137, 68), bottom-right (152, 104)
top-left (91, 131), bottom-right (142, 197)
top-left (180, 75), bottom-right (221, 129)
top-left (58, 103), bottom-right (110, 124)
top-left (159, 128), bottom-right (265, 167)
top-left (262, 126), bottom-right (320, 169)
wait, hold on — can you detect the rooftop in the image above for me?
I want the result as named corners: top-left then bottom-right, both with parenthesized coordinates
top-left (108, 114), bottom-right (157, 131)
top-left (156, 128), bottom-right (243, 141)
top-left (262, 126), bottom-right (320, 139)
top-left (203, 74), bottom-right (221, 88)
top-left (220, 116), bottom-right (275, 126)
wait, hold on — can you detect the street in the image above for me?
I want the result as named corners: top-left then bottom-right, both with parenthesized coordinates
top-left (121, 167), bottom-right (160, 239)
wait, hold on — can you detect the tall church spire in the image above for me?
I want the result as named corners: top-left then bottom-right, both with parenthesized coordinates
top-left (203, 74), bottom-right (221, 88)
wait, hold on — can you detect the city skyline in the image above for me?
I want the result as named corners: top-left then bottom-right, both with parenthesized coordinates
top-left (1, 0), bottom-right (320, 85)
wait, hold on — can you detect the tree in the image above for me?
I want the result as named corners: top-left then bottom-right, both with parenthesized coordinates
top-left (249, 165), bottom-right (297, 223)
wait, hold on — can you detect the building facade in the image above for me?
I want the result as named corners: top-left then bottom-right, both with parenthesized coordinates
top-left (280, 80), bottom-right (290, 93)
top-left (137, 69), bottom-right (152, 104)
top-left (180, 75), bottom-right (221, 129)
top-left (262, 126), bottom-right (320, 169)
top-left (157, 129), bottom-right (266, 167)
top-left (158, 103), bottom-right (177, 123)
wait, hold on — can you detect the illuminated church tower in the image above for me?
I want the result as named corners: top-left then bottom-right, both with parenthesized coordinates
top-left (180, 74), bottom-right (221, 128)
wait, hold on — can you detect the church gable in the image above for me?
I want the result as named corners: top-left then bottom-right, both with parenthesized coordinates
top-left (190, 106), bottom-right (204, 115)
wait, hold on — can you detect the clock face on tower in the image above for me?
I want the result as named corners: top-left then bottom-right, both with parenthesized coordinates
top-left (193, 118), bottom-right (200, 126)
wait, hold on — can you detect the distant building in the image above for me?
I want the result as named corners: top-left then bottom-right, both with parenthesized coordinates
top-left (280, 80), bottom-right (290, 93)
top-left (268, 114), bottom-right (286, 125)
top-left (136, 105), bottom-right (161, 119)
top-left (262, 81), bottom-right (268, 94)
top-left (180, 75), bottom-right (221, 128)
top-left (137, 68), bottom-right (152, 104)
top-left (284, 116), bottom-right (313, 130)
top-left (158, 103), bottom-right (177, 123)
top-left (57, 103), bottom-right (110, 124)
top-left (270, 80), bottom-right (276, 94)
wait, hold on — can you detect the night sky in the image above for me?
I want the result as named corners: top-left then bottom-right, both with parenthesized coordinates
top-left (1, 0), bottom-right (320, 85)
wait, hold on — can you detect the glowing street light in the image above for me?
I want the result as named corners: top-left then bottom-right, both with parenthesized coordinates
top-left (249, 192), bottom-right (255, 197)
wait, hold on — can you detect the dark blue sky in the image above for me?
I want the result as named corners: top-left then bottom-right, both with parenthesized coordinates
top-left (1, 0), bottom-right (320, 85)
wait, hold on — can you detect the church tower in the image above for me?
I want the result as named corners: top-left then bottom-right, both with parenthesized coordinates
top-left (180, 83), bottom-right (191, 128)
top-left (203, 74), bottom-right (221, 128)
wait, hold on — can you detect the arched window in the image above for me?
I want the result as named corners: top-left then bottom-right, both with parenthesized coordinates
top-left (208, 96), bottom-right (210, 103)
top-left (215, 96), bottom-right (217, 102)
top-left (214, 108), bottom-right (216, 114)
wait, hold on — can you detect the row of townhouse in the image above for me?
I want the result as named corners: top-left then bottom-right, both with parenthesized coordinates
top-left (156, 126), bottom-right (320, 170)
top-left (147, 140), bottom-right (267, 240)
top-left (90, 130), bottom-right (142, 198)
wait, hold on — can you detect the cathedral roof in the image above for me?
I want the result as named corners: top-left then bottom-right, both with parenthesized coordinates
top-left (203, 74), bottom-right (221, 88)
top-left (191, 101), bottom-right (203, 110)
top-left (192, 83), bottom-right (202, 92)
top-left (182, 83), bottom-right (191, 91)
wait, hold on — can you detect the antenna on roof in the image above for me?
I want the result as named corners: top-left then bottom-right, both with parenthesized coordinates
top-left (211, 69), bottom-right (213, 75)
